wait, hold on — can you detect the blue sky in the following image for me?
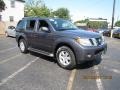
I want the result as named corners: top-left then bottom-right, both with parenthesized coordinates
top-left (44, 0), bottom-right (120, 22)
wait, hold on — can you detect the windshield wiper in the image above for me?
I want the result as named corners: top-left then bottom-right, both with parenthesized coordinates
top-left (58, 28), bottom-right (77, 31)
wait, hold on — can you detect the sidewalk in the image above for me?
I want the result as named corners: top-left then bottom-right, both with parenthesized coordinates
top-left (0, 34), bottom-right (5, 37)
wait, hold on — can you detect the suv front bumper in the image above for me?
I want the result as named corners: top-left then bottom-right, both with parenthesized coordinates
top-left (74, 43), bottom-right (107, 64)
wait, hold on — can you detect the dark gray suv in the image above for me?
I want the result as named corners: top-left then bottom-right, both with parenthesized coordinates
top-left (16, 17), bottom-right (107, 69)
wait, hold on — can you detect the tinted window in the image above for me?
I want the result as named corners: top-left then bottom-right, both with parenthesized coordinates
top-left (38, 20), bottom-right (49, 31)
top-left (17, 20), bottom-right (26, 30)
top-left (8, 26), bottom-right (15, 29)
top-left (26, 20), bottom-right (36, 31)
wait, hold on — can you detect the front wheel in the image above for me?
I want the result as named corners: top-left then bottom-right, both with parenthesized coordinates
top-left (5, 32), bottom-right (8, 37)
top-left (19, 39), bottom-right (28, 53)
top-left (56, 46), bottom-right (76, 70)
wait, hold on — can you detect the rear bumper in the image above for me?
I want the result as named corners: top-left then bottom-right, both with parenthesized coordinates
top-left (113, 33), bottom-right (120, 38)
top-left (74, 43), bottom-right (107, 64)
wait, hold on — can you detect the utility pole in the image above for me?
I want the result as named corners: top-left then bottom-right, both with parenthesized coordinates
top-left (111, 0), bottom-right (116, 29)
top-left (111, 0), bottom-right (116, 38)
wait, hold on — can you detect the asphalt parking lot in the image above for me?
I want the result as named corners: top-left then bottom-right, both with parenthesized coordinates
top-left (0, 36), bottom-right (120, 90)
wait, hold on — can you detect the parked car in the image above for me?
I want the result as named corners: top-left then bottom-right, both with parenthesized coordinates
top-left (113, 29), bottom-right (120, 38)
top-left (96, 29), bottom-right (108, 35)
top-left (16, 17), bottom-right (107, 69)
top-left (103, 29), bottom-right (111, 37)
top-left (5, 26), bottom-right (16, 37)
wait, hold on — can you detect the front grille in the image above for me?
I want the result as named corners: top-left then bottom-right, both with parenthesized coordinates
top-left (96, 38), bottom-right (102, 45)
top-left (89, 37), bottom-right (102, 46)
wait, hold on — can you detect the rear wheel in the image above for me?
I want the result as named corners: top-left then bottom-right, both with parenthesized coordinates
top-left (56, 46), bottom-right (76, 69)
top-left (19, 39), bottom-right (28, 53)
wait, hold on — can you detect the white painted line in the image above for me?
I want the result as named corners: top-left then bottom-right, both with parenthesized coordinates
top-left (0, 57), bottom-right (39, 86)
top-left (0, 46), bottom-right (17, 53)
top-left (103, 66), bottom-right (120, 74)
top-left (94, 66), bottom-right (104, 90)
top-left (0, 54), bottom-right (22, 64)
top-left (67, 69), bottom-right (77, 90)
top-left (103, 60), bottom-right (120, 66)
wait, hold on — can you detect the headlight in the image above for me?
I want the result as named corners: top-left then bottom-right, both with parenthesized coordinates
top-left (76, 37), bottom-right (92, 46)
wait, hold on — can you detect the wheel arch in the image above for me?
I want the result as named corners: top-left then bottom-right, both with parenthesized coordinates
top-left (18, 36), bottom-right (25, 47)
top-left (54, 42), bottom-right (76, 59)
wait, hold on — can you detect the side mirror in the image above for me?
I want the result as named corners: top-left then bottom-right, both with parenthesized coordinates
top-left (41, 27), bottom-right (50, 32)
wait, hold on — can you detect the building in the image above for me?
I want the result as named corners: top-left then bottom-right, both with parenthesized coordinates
top-left (89, 18), bottom-right (107, 22)
top-left (75, 18), bottom-right (108, 30)
top-left (0, 0), bottom-right (25, 27)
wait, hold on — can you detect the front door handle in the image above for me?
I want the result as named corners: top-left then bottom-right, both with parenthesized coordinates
top-left (33, 33), bottom-right (40, 37)
top-left (33, 35), bottom-right (38, 37)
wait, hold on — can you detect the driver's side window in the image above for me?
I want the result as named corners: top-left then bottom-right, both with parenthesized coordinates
top-left (38, 20), bottom-right (49, 32)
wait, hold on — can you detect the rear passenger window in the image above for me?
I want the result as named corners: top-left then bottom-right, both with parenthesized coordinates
top-left (26, 20), bottom-right (36, 31)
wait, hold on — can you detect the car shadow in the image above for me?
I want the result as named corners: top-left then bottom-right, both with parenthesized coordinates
top-left (7, 36), bottom-right (16, 38)
top-left (76, 55), bottom-right (102, 70)
top-left (29, 51), bottom-right (102, 70)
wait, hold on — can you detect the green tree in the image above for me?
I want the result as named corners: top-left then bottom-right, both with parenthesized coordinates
top-left (87, 21), bottom-right (108, 29)
top-left (0, 0), bottom-right (5, 11)
top-left (115, 20), bottom-right (120, 27)
top-left (52, 8), bottom-right (70, 19)
top-left (75, 19), bottom-right (89, 23)
top-left (25, 0), bottom-right (71, 19)
top-left (25, 0), bottom-right (51, 17)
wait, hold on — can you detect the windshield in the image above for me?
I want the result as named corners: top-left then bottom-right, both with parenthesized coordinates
top-left (49, 19), bottom-right (78, 31)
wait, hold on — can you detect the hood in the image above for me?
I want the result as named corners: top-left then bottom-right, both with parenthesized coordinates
top-left (57, 29), bottom-right (101, 39)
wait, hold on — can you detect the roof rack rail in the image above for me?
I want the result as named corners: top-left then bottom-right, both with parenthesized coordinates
top-left (22, 16), bottom-right (40, 19)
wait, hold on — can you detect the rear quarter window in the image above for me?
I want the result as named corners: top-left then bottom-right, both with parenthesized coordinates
top-left (16, 20), bottom-right (26, 30)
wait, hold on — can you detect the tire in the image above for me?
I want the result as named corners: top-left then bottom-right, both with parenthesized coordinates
top-left (56, 46), bottom-right (76, 70)
top-left (108, 33), bottom-right (110, 37)
top-left (5, 32), bottom-right (8, 37)
top-left (19, 39), bottom-right (28, 53)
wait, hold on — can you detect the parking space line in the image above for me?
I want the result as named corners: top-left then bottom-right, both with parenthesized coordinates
top-left (0, 46), bottom-right (17, 53)
top-left (67, 69), bottom-right (77, 90)
top-left (0, 54), bottom-right (22, 64)
top-left (102, 60), bottom-right (120, 67)
top-left (94, 66), bottom-right (104, 90)
top-left (103, 66), bottom-right (120, 74)
top-left (0, 57), bottom-right (39, 86)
